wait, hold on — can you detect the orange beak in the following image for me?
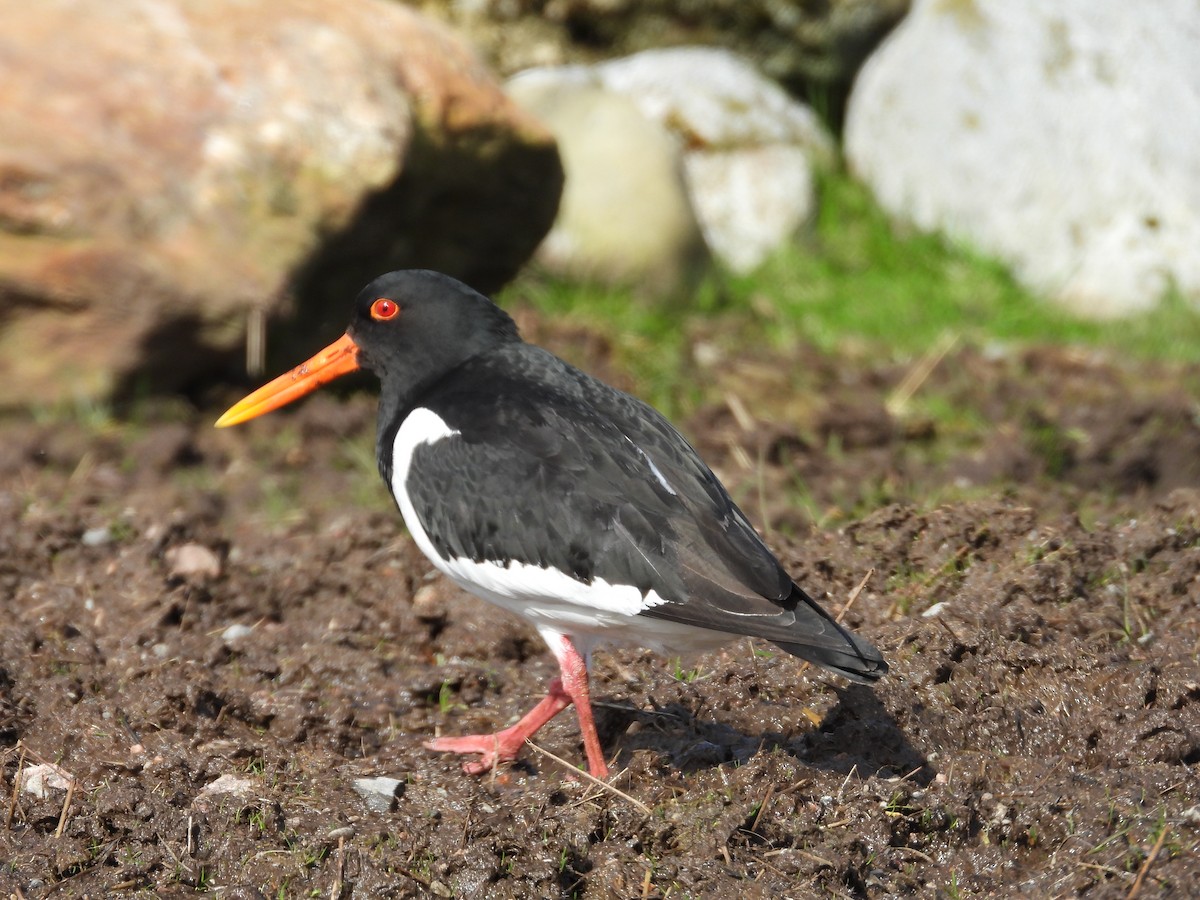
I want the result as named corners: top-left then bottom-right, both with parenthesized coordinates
top-left (215, 333), bottom-right (361, 427)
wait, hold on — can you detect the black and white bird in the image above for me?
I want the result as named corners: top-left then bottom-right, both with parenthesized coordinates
top-left (217, 270), bottom-right (887, 778)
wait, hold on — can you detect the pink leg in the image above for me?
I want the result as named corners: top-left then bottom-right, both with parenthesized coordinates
top-left (556, 635), bottom-right (609, 779)
top-left (424, 634), bottom-right (610, 778)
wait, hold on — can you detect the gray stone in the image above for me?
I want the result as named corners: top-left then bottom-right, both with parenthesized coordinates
top-left (353, 775), bottom-right (404, 813)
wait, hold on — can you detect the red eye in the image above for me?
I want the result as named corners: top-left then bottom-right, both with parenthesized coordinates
top-left (370, 298), bottom-right (399, 321)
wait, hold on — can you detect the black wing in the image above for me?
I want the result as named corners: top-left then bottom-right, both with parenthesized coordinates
top-left (399, 345), bottom-right (885, 681)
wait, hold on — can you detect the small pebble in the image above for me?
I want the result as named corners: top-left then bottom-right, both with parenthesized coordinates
top-left (222, 624), bottom-right (254, 643)
top-left (353, 776), bottom-right (404, 813)
top-left (82, 526), bottom-right (112, 547)
top-left (196, 773), bottom-right (256, 802)
top-left (166, 542), bottom-right (222, 581)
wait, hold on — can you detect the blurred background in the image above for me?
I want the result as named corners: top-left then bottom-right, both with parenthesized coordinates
top-left (3, 0), bottom-right (1197, 403)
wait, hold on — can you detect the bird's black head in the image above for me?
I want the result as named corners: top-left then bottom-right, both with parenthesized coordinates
top-left (347, 270), bottom-right (520, 390)
top-left (215, 270), bottom-right (520, 429)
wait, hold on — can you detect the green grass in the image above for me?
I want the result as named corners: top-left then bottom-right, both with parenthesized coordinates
top-left (502, 171), bottom-right (1200, 398)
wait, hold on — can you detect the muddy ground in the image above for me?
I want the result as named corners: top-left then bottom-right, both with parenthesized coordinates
top-left (1, 316), bottom-right (1198, 898)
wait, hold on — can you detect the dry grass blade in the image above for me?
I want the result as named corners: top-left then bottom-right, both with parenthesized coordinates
top-left (330, 833), bottom-right (346, 900)
top-left (749, 782), bottom-right (776, 834)
top-left (524, 740), bottom-right (651, 816)
top-left (724, 392), bottom-right (756, 432)
top-left (762, 846), bottom-right (834, 867)
top-left (1126, 826), bottom-right (1169, 899)
top-left (54, 775), bottom-right (76, 838)
top-left (886, 330), bottom-right (959, 417)
top-left (7, 742), bottom-right (26, 829)
top-left (836, 569), bottom-right (874, 625)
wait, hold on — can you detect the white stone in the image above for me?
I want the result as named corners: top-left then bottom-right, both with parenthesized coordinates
top-left (685, 146), bottom-right (817, 273)
top-left (505, 75), bottom-right (707, 294)
top-left (165, 542), bottom-right (222, 581)
top-left (846, 0), bottom-right (1200, 317)
top-left (195, 773), bottom-right (256, 802)
top-left (21, 763), bottom-right (73, 798)
top-left (594, 47), bottom-right (831, 153)
top-left (221, 623), bottom-right (254, 643)
top-left (595, 48), bottom-right (833, 273)
top-left (81, 526), bottom-right (112, 547)
top-left (510, 47), bottom-right (833, 276)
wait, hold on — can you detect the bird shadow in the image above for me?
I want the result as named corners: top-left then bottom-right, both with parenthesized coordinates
top-left (596, 684), bottom-right (934, 787)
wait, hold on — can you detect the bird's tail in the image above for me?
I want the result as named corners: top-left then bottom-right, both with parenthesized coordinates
top-left (773, 585), bottom-right (888, 683)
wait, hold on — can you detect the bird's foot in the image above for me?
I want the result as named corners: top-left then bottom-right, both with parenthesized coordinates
top-left (423, 730), bottom-right (528, 776)
top-left (424, 637), bottom-right (613, 780)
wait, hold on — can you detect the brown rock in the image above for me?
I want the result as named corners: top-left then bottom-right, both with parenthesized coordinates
top-left (0, 0), bottom-right (561, 407)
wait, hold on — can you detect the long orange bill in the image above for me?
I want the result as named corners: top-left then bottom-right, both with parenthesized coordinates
top-left (215, 332), bottom-right (361, 427)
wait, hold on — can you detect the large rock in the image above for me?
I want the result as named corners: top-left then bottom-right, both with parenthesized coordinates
top-left (505, 77), bottom-right (708, 294)
top-left (595, 48), bottom-right (836, 273)
top-left (0, 0), bottom-right (560, 406)
top-left (510, 48), bottom-right (834, 283)
top-left (845, 0), bottom-right (1200, 317)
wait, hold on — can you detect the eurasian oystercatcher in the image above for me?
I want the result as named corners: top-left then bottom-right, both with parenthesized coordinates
top-left (217, 270), bottom-right (887, 778)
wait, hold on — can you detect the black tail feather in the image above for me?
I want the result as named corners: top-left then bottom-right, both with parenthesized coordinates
top-left (773, 585), bottom-right (888, 683)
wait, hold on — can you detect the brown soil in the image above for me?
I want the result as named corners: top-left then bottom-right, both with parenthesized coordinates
top-left (2, 328), bottom-right (1198, 898)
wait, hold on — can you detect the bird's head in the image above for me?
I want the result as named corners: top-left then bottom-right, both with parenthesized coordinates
top-left (216, 270), bottom-right (518, 428)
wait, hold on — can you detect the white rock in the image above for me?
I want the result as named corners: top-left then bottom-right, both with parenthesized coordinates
top-left (196, 773), bottom-right (256, 802)
top-left (353, 775), bottom-right (404, 813)
top-left (21, 763), bottom-right (74, 798)
top-left (685, 145), bottom-right (817, 273)
top-left (81, 526), bottom-right (112, 547)
top-left (165, 542), bottom-right (222, 581)
top-left (506, 76), bottom-right (708, 294)
top-left (846, 0), bottom-right (1200, 317)
top-left (511, 47), bottom-right (833, 277)
top-left (221, 623), bottom-right (254, 643)
top-left (596, 48), bottom-right (833, 273)
top-left (594, 47), bottom-right (831, 154)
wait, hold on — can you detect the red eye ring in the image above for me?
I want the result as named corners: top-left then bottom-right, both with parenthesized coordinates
top-left (370, 297), bottom-right (399, 321)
